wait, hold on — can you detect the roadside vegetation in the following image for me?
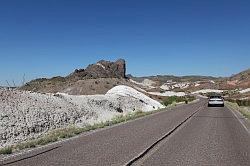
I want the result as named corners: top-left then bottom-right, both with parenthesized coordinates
top-left (225, 101), bottom-right (250, 119)
top-left (162, 95), bottom-right (196, 106)
top-left (226, 98), bottom-right (250, 107)
top-left (0, 147), bottom-right (12, 155)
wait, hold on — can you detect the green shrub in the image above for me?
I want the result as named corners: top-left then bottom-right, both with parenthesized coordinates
top-left (160, 90), bottom-right (165, 93)
top-left (243, 100), bottom-right (250, 106)
top-left (228, 99), bottom-right (250, 107)
top-left (162, 96), bottom-right (195, 106)
top-left (227, 98), bottom-right (235, 103)
top-left (0, 146), bottom-right (12, 154)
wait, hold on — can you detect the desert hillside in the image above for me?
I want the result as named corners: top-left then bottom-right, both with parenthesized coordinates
top-left (21, 59), bottom-right (130, 95)
top-left (129, 68), bottom-right (250, 99)
top-left (218, 68), bottom-right (250, 90)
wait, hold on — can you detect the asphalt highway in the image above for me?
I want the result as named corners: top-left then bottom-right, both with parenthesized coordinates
top-left (1, 99), bottom-right (249, 166)
top-left (135, 104), bottom-right (250, 166)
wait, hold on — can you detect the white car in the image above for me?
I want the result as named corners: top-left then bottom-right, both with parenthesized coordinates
top-left (208, 96), bottom-right (224, 107)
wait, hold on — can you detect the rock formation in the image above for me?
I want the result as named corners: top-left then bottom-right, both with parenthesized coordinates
top-left (21, 59), bottom-right (127, 94)
top-left (69, 59), bottom-right (126, 80)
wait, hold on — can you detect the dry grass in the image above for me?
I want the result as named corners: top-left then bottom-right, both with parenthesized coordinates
top-left (225, 101), bottom-right (250, 119)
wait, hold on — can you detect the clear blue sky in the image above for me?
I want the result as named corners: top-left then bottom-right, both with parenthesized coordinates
top-left (0, 0), bottom-right (250, 86)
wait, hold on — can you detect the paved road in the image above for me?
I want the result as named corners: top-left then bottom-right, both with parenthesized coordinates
top-left (1, 99), bottom-right (249, 166)
top-left (136, 105), bottom-right (250, 166)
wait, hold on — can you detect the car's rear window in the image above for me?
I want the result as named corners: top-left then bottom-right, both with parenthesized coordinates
top-left (209, 98), bottom-right (223, 101)
top-left (209, 96), bottom-right (222, 99)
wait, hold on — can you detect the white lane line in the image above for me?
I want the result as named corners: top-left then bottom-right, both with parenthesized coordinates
top-left (227, 106), bottom-right (250, 135)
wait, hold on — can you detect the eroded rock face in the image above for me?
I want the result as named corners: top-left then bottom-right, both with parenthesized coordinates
top-left (71, 59), bottom-right (126, 79)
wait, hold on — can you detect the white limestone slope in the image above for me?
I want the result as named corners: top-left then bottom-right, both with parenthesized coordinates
top-left (107, 85), bottom-right (164, 112)
top-left (0, 85), bottom-right (164, 148)
top-left (148, 91), bottom-right (186, 97)
top-left (239, 88), bottom-right (250, 94)
top-left (192, 89), bottom-right (224, 94)
top-left (129, 79), bottom-right (156, 89)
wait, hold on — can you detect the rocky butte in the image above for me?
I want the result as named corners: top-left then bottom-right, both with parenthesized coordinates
top-left (68, 59), bottom-right (126, 80)
top-left (21, 59), bottom-right (128, 95)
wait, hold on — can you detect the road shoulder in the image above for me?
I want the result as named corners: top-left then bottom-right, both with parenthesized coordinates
top-left (225, 103), bottom-right (250, 134)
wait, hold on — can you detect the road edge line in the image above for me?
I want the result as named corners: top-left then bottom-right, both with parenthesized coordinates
top-left (226, 105), bottom-right (250, 135)
top-left (124, 105), bottom-right (204, 166)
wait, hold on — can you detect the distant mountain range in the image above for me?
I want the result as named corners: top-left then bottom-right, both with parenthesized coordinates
top-left (129, 68), bottom-right (250, 90)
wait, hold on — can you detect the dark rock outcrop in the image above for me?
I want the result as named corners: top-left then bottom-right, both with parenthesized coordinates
top-left (69, 59), bottom-right (126, 79)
